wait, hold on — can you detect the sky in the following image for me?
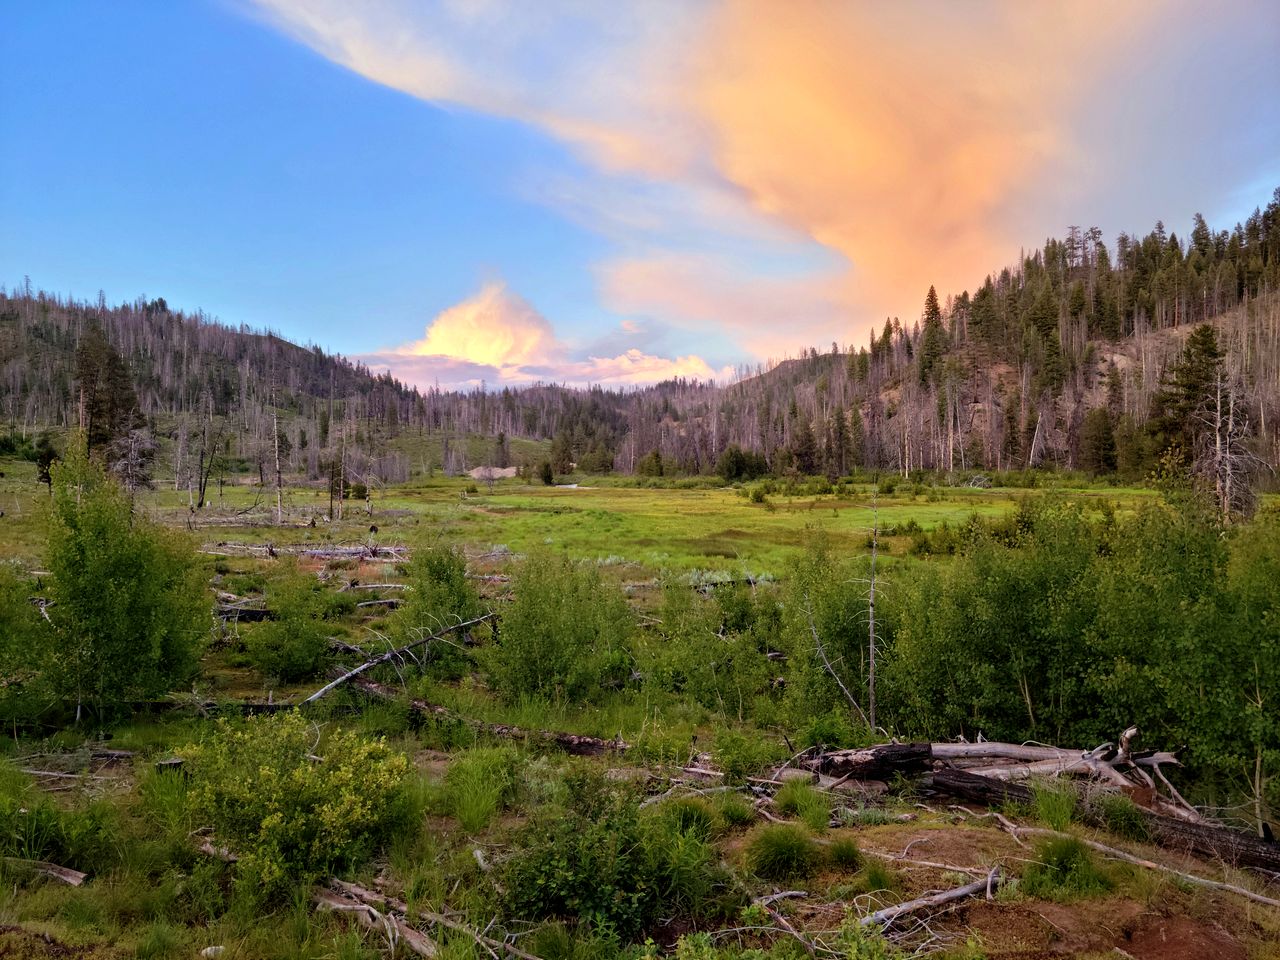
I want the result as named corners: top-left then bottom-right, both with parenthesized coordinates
top-left (2, 1), bottom-right (1277, 391)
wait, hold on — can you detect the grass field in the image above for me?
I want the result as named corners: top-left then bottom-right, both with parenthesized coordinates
top-left (0, 455), bottom-right (1165, 576)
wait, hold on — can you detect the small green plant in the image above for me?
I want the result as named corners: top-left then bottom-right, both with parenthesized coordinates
top-left (835, 914), bottom-right (905, 959)
top-left (1031, 780), bottom-right (1077, 832)
top-left (838, 806), bottom-right (895, 827)
top-left (1021, 835), bottom-right (1112, 901)
top-left (744, 823), bottom-right (821, 880)
top-left (712, 729), bottom-right (783, 784)
top-left (829, 835), bottom-right (863, 870)
top-left (773, 780), bottom-right (830, 832)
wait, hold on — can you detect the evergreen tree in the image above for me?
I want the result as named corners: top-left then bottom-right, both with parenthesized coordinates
top-left (918, 285), bottom-right (947, 384)
top-left (789, 416), bottom-right (819, 475)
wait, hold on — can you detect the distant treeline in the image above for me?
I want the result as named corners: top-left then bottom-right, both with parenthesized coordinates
top-left (3, 189), bottom-right (1279, 495)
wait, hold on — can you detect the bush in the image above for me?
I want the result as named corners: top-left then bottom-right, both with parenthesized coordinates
top-left (503, 771), bottom-right (733, 939)
top-left (46, 446), bottom-right (207, 716)
top-left (182, 713), bottom-right (410, 896)
top-left (1021, 835), bottom-right (1112, 901)
top-left (488, 553), bottom-right (633, 702)
top-left (744, 823), bottom-right (821, 880)
top-left (245, 563), bottom-right (333, 683)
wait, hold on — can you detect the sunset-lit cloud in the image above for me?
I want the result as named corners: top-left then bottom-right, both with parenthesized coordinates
top-left (250, 0), bottom-right (1280, 363)
top-left (359, 281), bottom-right (733, 389)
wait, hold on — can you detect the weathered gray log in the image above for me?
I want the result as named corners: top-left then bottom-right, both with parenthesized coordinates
top-left (351, 677), bottom-right (627, 756)
top-left (860, 867), bottom-right (1000, 928)
top-left (301, 613), bottom-right (494, 705)
top-left (808, 743), bottom-right (933, 780)
top-left (928, 768), bottom-right (1280, 875)
top-left (2, 857), bottom-right (87, 885)
top-left (314, 887), bottom-right (439, 958)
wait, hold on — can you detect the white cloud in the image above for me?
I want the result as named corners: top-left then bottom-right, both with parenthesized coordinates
top-left (358, 281), bottom-right (732, 390)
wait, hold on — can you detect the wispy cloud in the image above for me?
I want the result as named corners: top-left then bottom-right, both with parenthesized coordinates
top-left (250, 0), bottom-right (1280, 360)
top-left (358, 281), bottom-right (733, 389)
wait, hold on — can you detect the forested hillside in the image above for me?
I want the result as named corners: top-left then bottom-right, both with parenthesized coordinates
top-left (4, 189), bottom-right (1279, 495)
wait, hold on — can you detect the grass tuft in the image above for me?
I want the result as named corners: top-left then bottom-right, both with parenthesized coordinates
top-left (1031, 780), bottom-right (1077, 832)
top-left (829, 835), bottom-right (863, 870)
top-left (744, 823), bottom-right (821, 880)
top-left (1022, 835), bottom-right (1112, 901)
top-left (774, 780), bottom-right (830, 832)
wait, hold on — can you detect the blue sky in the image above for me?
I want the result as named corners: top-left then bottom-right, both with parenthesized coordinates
top-left (3, 1), bottom-right (1277, 389)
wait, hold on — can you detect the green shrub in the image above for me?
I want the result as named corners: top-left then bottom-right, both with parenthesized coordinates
top-left (445, 747), bottom-right (518, 833)
top-left (392, 543), bottom-right (483, 679)
top-left (245, 563), bottom-right (333, 683)
top-left (488, 553), bottom-right (633, 702)
top-left (743, 823), bottom-right (821, 880)
top-left (182, 713), bottom-right (410, 896)
top-left (1021, 835), bottom-right (1112, 900)
top-left (503, 771), bottom-right (732, 939)
top-left (504, 775), bottom-right (656, 938)
top-left (829, 835), bottom-right (863, 870)
top-left (46, 446), bottom-right (207, 716)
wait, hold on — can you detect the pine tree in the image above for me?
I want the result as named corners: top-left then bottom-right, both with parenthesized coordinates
top-left (918, 285), bottom-right (947, 384)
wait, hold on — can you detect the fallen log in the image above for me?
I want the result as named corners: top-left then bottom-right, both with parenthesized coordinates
top-left (314, 887), bottom-right (440, 958)
top-left (2, 857), bottom-right (87, 886)
top-left (806, 743), bottom-right (933, 780)
top-left (331, 880), bottom-right (540, 960)
top-left (214, 603), bottom-right (272, 622)
top-left (351, 677), bottom-right (628, 756)
top-left (859, 867), bottom-right (1001, 928)
top-left (301, 614), bottom-right (495, 705)
top-left (928, 768), bottom-right (1280, 875)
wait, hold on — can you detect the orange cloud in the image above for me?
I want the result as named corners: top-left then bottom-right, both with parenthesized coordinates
top-left (692, 1), bottom-right (1151, 320)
